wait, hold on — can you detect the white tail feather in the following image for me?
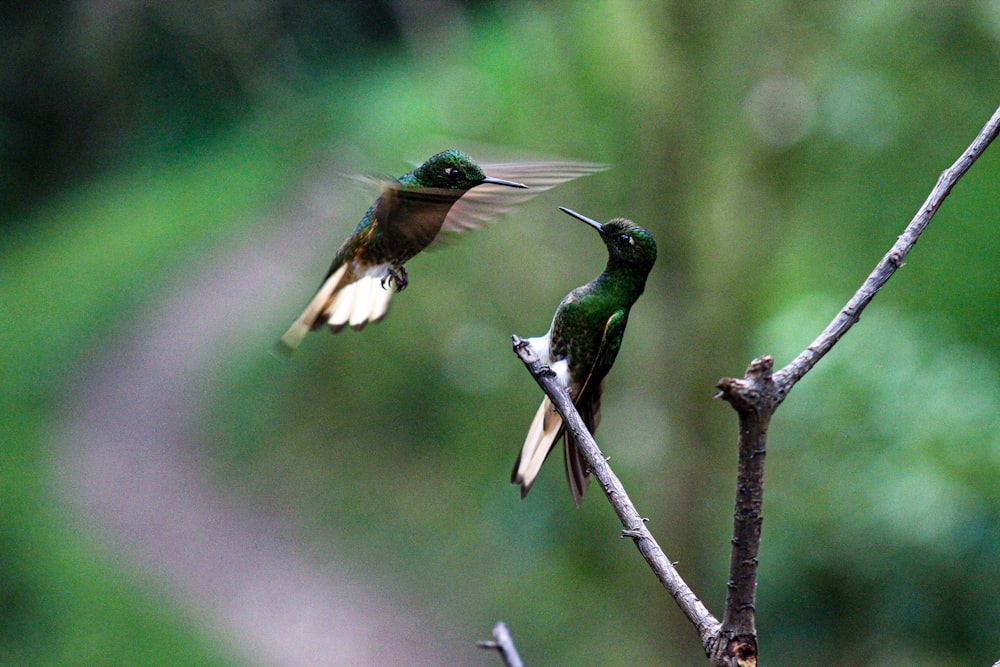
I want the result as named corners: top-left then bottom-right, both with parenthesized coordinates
top-left (348, 281), bottom-right (374, 329)
top-left (513, 397), bottom-right (563, 493)
top-left (370, 281), bottom-right (392, 322)
top-left (327, 280), bottom-right (357, 332)
top-left (328, 275), bottom-right (394, 332)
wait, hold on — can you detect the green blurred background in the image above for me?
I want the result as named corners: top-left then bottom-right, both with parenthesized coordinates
top-left (4, 1), bottom-right (1000, 665)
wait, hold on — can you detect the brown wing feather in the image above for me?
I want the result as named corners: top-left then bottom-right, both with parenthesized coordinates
top-left (437, 161), bottom-right (609, 236)
top-left (382, 183), bottom-right (464, 251)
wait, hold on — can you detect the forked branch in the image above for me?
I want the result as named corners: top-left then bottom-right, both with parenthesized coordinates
top-left (713, 104), bottom-right (1000, 665)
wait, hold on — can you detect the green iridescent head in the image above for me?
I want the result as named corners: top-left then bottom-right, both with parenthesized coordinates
top-left (414, 150), bottom-right (527, 190)
top-left (559, 207), bottom-right (657, 272)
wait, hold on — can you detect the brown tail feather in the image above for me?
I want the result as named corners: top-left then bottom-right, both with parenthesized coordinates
top-left (272, 264), bottom-right (350, 358)
top-left (563, 433), bottom-right (590, 507)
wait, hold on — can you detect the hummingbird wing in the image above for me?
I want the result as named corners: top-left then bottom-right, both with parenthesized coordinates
top-left (377, 182), bottom-right (471, 251)
top-left (562, 309), bottom-right (628, 505)
top-left (343, 161), bottom-right (608, 245)
top-left (436, 161), bottom-right (610, 236)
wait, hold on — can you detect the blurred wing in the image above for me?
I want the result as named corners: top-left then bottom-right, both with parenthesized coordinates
top-left (342, 171), bottom-right (390, 190)
top-left (438, 161), bottom-right (610, 236)
top-left (381, 183), bottom-right (472, 248)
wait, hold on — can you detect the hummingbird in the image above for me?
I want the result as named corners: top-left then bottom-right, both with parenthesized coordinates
top-left (275, 149), bottom-right (607, 357)
top-left (512, 207), bottom-right (657, 506)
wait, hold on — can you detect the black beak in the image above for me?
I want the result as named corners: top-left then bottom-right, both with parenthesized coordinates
top-left (559, 206), bottom-right (603, 232)
top-left (482, 176), bottom-right (528, 189)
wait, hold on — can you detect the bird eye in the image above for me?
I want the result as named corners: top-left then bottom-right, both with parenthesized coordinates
top-left (444, 167), bottom-right (462, 181)
top-left (619, 233), bottom-right (634, 246)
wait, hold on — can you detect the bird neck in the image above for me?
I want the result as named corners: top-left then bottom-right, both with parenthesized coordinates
top-left (590, 262), bottom-right (648, 305)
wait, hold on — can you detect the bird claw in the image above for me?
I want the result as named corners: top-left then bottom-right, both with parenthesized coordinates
top-left (381, 266), bottom-right (409, 291)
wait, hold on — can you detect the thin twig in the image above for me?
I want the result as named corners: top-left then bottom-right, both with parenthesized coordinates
top-left (477, 621), bottom-right (524, 667)
top-left (773, 104), bottom-right (1000, 395)
top-left (512, 336), bottom-right (722, 653)
top-left (713, 104), bottom-right (1000, 667)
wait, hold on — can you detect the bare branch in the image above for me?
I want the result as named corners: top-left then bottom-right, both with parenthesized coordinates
top-left (711, 357), bottom-right (779, 666)
top-left (712, 104), bottom-right (1000, 666)
top-left (512, 336), bottom-right (722, 654)
top-left (477, 621), bottom-right (524, 667)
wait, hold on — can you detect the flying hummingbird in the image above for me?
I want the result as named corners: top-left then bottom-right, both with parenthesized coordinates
top-left (512, 207), bottom-right (657, 506)
top-left (275, 149), bottom-right (607, 357)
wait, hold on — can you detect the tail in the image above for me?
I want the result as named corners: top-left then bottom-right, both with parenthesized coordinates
top-left (272, 265), bottom-right (394, 358)
top-left (562, 431), bottom-right (590, 507)
top-left (511, 397), bottom-right (564, 499)
top-left (512, 397), bottom-right (594, 506)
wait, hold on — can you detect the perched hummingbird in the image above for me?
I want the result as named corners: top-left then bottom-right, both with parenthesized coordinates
top-left (275, 149), bottom-right (606, 357)
top-left (512, 207), bottom-right (657, 506)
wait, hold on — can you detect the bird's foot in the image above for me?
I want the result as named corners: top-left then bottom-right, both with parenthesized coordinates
top-left (381, 266), bottom-right (409, 292)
